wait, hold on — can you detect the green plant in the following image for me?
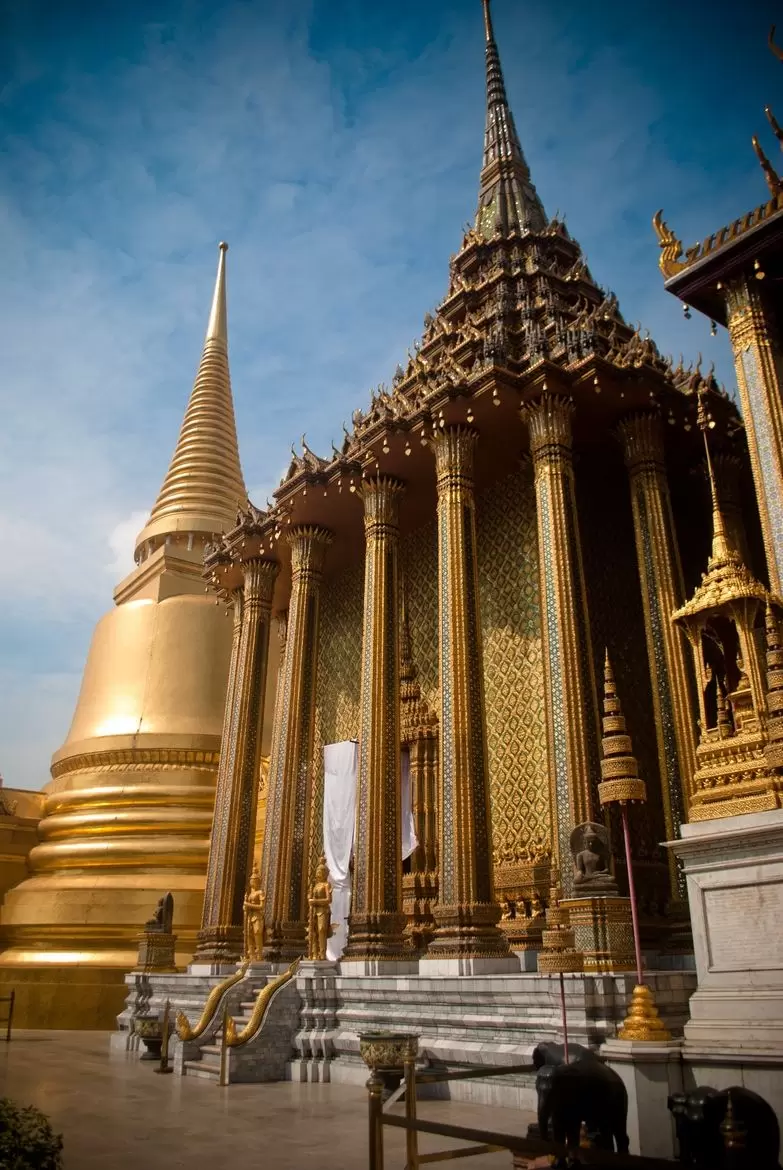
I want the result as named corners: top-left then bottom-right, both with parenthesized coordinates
top-left (0, 1098), bottom-right (63, 1170)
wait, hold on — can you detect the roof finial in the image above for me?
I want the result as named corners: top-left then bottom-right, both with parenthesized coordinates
top-left (475, 0), bottom-right (547, 239)
top-left (482, 0), bottom-right (494, 42)
top-left (597, 651), bottom-right (647, 806)
top-left (134, 244), bottom-right (247, 560)
top-left (697, 389), bottom-right (733, 564)
top-left (205, 241), bottom-right (229, 343)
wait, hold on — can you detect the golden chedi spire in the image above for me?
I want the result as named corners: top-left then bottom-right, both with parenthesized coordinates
top-left (597, 653), bottom-right (647, 806)
top-left (0, 246), bottom-right (268, 1030)
top-left (134, 242), bottom-right (247, 561)
top-left (476, 0), bottom-right (547, 239)
top-left (673, 413), bottom-right (769, 625)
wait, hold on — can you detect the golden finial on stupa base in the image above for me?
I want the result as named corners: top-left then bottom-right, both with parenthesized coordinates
top-left (597, 651), bottom-right (647, 808)
top-left (617, 984), bottom-right (672, 1043)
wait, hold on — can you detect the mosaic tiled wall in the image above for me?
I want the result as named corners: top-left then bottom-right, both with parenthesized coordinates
top-left (576, 445), bottom-right (667, 871)
top-left (401, 519), bottom-right (439, 716)
top-left (476, 465), bottom-right (548, 866)
top-left (309, 559), bottom-right (364, 881)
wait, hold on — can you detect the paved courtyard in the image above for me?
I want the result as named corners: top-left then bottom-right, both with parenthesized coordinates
top-left (0, 1032), bottom-right (535, 1169)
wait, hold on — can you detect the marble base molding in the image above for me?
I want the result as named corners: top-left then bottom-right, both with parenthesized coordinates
top-left (668, 808), bottom-right (783, 1058)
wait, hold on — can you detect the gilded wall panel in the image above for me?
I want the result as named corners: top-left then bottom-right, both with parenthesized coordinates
top-left (309, 559), bottom-right (364, 882)
top-left (576, 446), bottom-right (666, 879)
top-left (400, 519), bottom-right (439, 718)
top-left (476, 465), bottom-right (548, 871)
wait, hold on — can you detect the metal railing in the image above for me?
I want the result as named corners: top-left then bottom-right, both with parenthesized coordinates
top-left (0, 991), bottom-right (14, 1042)
top-left (367, 1057), bottom-right (691, 1170)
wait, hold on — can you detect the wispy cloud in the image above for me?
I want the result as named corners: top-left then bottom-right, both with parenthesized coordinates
top-left (0, 0), bottom-right (777, 786)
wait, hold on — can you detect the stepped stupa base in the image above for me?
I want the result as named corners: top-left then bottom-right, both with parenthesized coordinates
top-left (110, 957), bottom-right (696, 1101)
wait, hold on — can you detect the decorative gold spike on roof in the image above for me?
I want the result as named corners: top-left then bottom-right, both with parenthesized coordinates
top-left (753, 134), bottom-right (783, 199)
top-left (652, 209), bottom-right (687, 278)
top-left (135, 243), bottom-right (248, 557)
top-left (475, 0), bottom-right (547, 239)
top-left (598, 652), bottom-right (647, 806)
top-left (766, 105), bottom-right (783, 146)
top-left (769, 24), bottom-right (783, 63)
top-left (673, 410), bottom-right (770, 623)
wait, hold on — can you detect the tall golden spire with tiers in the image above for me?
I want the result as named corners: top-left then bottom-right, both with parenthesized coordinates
top-left (0, 245), bottom-right (263, 1029)
top-left (476, 0), bottom-right (547, 239)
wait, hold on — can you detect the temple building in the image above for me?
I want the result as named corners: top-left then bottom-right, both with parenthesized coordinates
top-left (196, 0), bottom-right (761, 980)
top-left (0, 245), bottom-right (276, 1028)
top-left (5, 1), bottom-right (783, 1147)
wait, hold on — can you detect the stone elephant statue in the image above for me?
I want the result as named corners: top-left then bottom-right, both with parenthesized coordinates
top-left (531, 1041), bottom-right (629, 1159)
top-left (668, 1086), bottom-right (781, 1170)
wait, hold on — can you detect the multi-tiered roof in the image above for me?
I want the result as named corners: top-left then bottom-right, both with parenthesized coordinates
top-left (205, 0), bottom-right (743, 606)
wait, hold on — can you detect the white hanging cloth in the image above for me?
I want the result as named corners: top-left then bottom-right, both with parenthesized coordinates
top-left (401, 746), bottom-right (418, 862)
top-left (323, 741), bottom-right (358, 962)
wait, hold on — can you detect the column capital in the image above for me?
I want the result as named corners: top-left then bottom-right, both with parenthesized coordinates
top-left (241, 557), bottom-right (279, 602)
top-left (432, 424), bottom-right (479, 487)
top-left (287, 525), bottom-right (333, 579)
top-left (522, 394), bottom-right (574, 462)
top-left (616, 411), bottom-right (666, 473)
top-left (362, 475), bottom-right (405, 537)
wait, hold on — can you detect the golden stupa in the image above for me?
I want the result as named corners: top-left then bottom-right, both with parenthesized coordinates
top-left (0, 244), bottom-right (275, 1028)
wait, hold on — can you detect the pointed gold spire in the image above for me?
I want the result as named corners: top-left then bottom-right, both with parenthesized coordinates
top-left (481, 0), bottom-right (494, 40)
top-left (476, 0), bottom-right (547, 238)
top-left (205, 241), bottom-right (229, 342)
top-left (598, 652), bottom-right (647, 806)
top-left (702, 429), bottom-right (734, 565)
top-left (135, 243), bottom-right (247, 560)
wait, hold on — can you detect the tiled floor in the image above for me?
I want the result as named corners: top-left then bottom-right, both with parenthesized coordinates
top-left (0, 1032), bottom-right (535, 1169)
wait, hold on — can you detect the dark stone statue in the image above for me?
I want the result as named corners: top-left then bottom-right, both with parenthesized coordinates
top-left (570, 821), bottom-right (618, 895)
top-left (668, 1086), bottom-right (781, 1170)
top-left (531, 1041), bottom-right (629, 1160)
top-left (145, 892), bottom-right (174, 935)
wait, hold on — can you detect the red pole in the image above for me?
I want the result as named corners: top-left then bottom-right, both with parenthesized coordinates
top-left (621, 803), bottom-right (644, 986)
top-left (559, 973), bottom-right (569, 1063)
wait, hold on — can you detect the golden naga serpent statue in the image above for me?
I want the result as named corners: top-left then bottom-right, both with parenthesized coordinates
top-left (175, 959), bottom-right (251, 1041)
top-left (225, 958), bottom-right (301, 1048)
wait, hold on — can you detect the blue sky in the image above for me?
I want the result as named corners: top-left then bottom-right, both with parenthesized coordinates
top-left (1, 0), bottom-right (779, 789)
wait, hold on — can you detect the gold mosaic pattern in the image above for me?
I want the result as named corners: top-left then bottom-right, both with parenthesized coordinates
top-left (576, 449), bottom-right (666, 865)
top-left (400, 520), bottom-right (439, 718)
top-left (309, 560), bottom-right (364, 882)
top-left (476, 466), bottom-right (549, 865)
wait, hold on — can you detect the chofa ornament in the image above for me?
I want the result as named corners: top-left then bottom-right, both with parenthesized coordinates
top-left (359, 1031), bottom-right (419, 1071)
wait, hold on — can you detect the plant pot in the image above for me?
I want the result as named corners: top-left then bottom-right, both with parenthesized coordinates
top-left (358, 1031), bottom-right (419, 1099)
top-left (134, 1017), bottom-right (163, 1061)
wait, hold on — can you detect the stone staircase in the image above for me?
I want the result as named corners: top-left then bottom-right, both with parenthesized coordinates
top-left (177, 963), bottom-right (302, 1085)
top-left (181, 987), bottom-right (262, 1081)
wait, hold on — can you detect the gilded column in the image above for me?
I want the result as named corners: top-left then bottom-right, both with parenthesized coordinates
top-left (425, 425), bottom-right (510, 963)
top-left (618, 412), bottom-right (698, 874)
top-left (195, 557), bottom-right (278, 963)
top-left (259, 611), bottom-right (287, 919)
top-left (201, 585), bottom-right (244, 938)
top-left (264, 526), bottom-right (332, 960)
top-left (343, 477), bottom-right (408, 962)
top-left (725, 277), bottom-right (783, 593)
top-left (523, 395), bottom-right (600, 893)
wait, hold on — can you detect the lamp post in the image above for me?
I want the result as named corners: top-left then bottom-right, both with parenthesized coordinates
top-left (598, 652), bottom-right (671, 1042)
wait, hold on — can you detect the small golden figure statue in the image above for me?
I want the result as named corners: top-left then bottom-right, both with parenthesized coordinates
top-left (243, 863), bottom-right (266, 962)
top-left (307, 855), bottom-right (333, 961)
top-left (530, 892), bottom-right (545, 919)
top-left (500, 899), bottom-right (514, 921)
